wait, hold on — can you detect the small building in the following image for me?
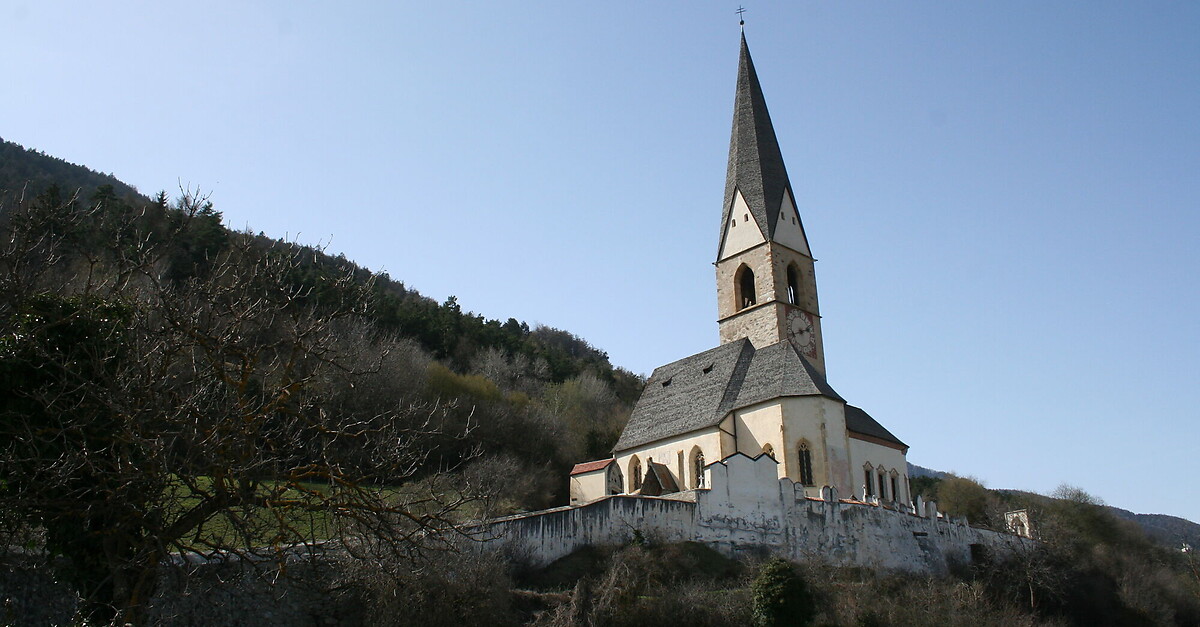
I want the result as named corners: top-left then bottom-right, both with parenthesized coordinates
top-left (568, 459), bottom-right (622, 505)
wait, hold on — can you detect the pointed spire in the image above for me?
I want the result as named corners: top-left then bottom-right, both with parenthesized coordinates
top-left (719, 33), bottom-right (802, 257)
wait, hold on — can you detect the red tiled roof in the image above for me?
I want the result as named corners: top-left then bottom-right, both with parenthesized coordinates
top-left (570, 458), bottom-right (614, 475)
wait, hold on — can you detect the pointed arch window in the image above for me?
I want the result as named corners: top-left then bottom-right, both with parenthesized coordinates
top-left (690, 447), bottom-right (706, 489)
top-left (736, 265), bottom-right (757, 310)
top-left (761, 443), bottom-right (775, 459)
top-left (786, 264), bottom-right (801, 305)
top-left (797, 441), bottom-right (814, 486)
top-left (629, 456), bottom-right (642, 492)
top-left (863, 463), bottom-right (875, 498)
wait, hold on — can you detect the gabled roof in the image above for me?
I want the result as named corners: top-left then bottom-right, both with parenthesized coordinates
top-left (845, 405), bottom-right (908, 450)
top-left (614, 339), bottom-right (843, 453)
top-left (570, 458), bottom-right (614, 476)
top-left (640, 462), bottom-right (679, 496)
top-left (719, 33), bottom-right (809, 257)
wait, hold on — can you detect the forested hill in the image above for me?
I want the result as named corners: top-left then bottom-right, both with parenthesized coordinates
top-left (909, 464), bottom-right (1200, 551)
top-left (0, 138), bottom-right (143, 203)
top-left (1, 139), bottom-right (643, 511)
top-left (0, 137), bottom-right (639, 393)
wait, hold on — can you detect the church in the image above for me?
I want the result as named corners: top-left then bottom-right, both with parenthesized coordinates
top-left (570, 33), bottom-right (911, 507)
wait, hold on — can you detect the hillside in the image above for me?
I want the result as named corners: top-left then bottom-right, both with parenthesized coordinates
top-left (0, 138), bottom-right (143, 203)
top-left (0, 137), bottom-right (641, 396)
top-left (2, 138), bottom-right (645, 454)
top-left (0, 139), bottom-right (655, 621)
top-left (1106, 508), bottom-right (1199, 550)
top-left (910, 463), bottom-right (1200, 552)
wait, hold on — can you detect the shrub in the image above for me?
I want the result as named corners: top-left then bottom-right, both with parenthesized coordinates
top-left (751, 558), bottom-right (814, 627)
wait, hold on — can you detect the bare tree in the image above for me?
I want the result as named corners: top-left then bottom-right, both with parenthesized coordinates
top-left (0, 189), bottom-right (484, 625)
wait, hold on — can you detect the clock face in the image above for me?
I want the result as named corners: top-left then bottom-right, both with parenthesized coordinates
top-left (786, 309), bottom-right (817, 357)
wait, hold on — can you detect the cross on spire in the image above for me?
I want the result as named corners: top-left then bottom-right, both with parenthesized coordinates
top-left (736, 6), bottom-right (746, 27)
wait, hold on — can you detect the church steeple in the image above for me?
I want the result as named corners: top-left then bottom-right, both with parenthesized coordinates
top-left (715, 33), bottom-right (825, 373)
top-left (718, 33), bottom-right (812, 261)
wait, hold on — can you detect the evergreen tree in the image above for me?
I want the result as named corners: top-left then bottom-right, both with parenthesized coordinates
top-left (751, 558), bottom-right (815, 627)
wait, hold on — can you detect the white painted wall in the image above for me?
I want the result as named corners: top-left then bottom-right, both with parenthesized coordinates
top-left (848, 436), bottom-right (910, 502)
top-left (569, 469), bottom-right (608, 505)
top-left (718, 190), bottom-right (765, 261)
top-left (615, 428), bottom-right (723, 493)
top-left (482, 454), bottom-right (1030, 573)
top-left (732, 402), bottom-right (785, 460)
top-left (772, 189), bottom-right (811, 256)
top-left (730, 397), bottom-right (854, 497)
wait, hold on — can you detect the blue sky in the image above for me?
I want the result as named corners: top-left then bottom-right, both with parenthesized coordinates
top-left (3, 2), bottom-right (1198, 524)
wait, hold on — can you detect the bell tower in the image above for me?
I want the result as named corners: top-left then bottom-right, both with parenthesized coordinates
top-left (715, 34), bottom-right (825, 374)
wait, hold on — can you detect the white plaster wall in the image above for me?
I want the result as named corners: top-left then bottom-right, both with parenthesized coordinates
top-left (771, 190), bottom-right (811, 256)
top-left (732, 402), bottom-right (785, 461)
top-left (730, 397), bottom-right (855, 498)
top-left (783, 397), bottom-right (852, 497)
top-left (569, 470), bottom-right (608, 505)
top-left (615, 428), bottom-right (723, 492)
top-left (694, 454), bottom-right (788, 550)
top-left (848, 437), bottom-right (910, 502)
top-left (481, 495), bottom-right (701, 565)
top-left (779, 494), bottom-right (1024, 573)
top-left (718, 191), bottom-right (765, 261)
top-left (483, 454), bottom-right (1030, 573)
top-left (718, 415), bottom-right (737, 459)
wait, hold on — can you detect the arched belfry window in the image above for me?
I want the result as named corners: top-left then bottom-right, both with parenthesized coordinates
top-left (690, 447), bottom-right (706, 489)
top-left (762, 443), bottom-right (775, 459)
top-left (736, 265), bottom-right (757, 310)
top-left (786, 264), bottom-right (801, 305)
top-left (797, 441), bottom-right (814, 486)
top-left (629, 456), bottom-right (642, 493)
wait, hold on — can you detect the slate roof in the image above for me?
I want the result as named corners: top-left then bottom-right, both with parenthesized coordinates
top-left (614, 339), bottom-right (844, 452)
top-left (733, 340), bottom-right (844, 408)
top-left (719, 33), bottom-right (810, 256)
top-left (570, 458), bottom-right (614, 476)
top-left (845, 405), bottom-right (908, 450)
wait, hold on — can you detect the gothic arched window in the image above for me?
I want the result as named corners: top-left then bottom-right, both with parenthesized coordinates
top-left (736, 265), bottom-right (757, 309)
top-left (690, 447), bottom-right (706, 489)
top-left (797, 441), bottom-right (814, 486)
top-left (878, 469), bottom-right (888, 500)
top-left (863, 463), bottom-right (875, 498)
top-left (761, 443), bottom-right (775, 459)
top-left (786, 264), bottom-right (801, 305)
top-left (629, 456), bottom-right (642, 492)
